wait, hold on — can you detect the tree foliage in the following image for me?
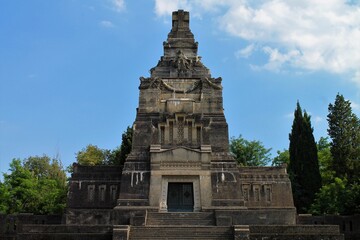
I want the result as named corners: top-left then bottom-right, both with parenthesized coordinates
top-left (317, 137), bottom-right (335, 185)
top-left (75, 126), bottom-right (133, 166)
top-left (76, 144), bottom-right (108, 166)
top-left (118, 126), bottom-right (133, 166)
top-left (230, 135), bottom-right (272, 166)
top-left (310, 93), bottom-right (360, 215)
top-left (0, 156), bottom-right (67, 214)
top-left (272, 149), bottom-right (289, 166)
top-left (327, 93), bottom-right (360, 183)
top-left (106, 126), bottom-right (133, 166)
top-left (310, 178), bottom-right (360, 215)
top-left (310, 177), bottom-right (347, 215)
top-left (288, 102), bottom-right (322, 213)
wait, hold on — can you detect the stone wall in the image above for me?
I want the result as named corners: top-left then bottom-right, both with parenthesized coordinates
top-left (210, 164), bottom-right (294, 209)
top-left (234, 225), bottom-right (344, 240)
top-left (297, 214), bottom-right (360, 240)
top-left (0, 214), bottom-right (62, 240)
top-left (67, 164), bottom-right (122, 209)
top-left (238, 166), bottom-right (294, 208)
top-left (136, 78), bottom-right (228, 152)
top-left (17, 225), bottom-right (113, 240)
top-left (215, 208), bottom-right (297, 225)
top-left (249, 225), bottom-right (343, 240)
top-left (65, 209), bottom-right (113, 225)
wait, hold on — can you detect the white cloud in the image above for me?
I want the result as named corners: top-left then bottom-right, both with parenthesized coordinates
top-left (260, 47), bottom-right (301, 72)
top-left (313, 116), bottom-right (323, 124)
top-left (112, 0), bottom-right (125, 12)
top-left (154, 0), bottom-right (192, 16)
top-left (154, 0), bottom-right (232, 17)
top-left (100, 20), bottom-right (115, 28)
top-left (352, 71), bottom-right (360, 87)
top-left (351, 101), bottom-right (360, 111)
top-left (235, 44), bottom-right (255, 58)
top-left (285, 112), bottom-right (293, 119)
top-left (153, 0), bottom-right (360, 85)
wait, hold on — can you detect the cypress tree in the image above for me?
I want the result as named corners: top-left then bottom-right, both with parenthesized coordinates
top-left (288, 101), bottom-right (322, 213)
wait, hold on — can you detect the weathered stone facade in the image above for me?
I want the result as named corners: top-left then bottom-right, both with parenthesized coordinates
top-left (4, 10), bottom-right (346, 240)
top-left (114, 9), bottom-right (296, 223)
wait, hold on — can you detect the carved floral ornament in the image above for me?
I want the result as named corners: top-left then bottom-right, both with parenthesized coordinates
top-left (139, 77), bottom-right (222, 92)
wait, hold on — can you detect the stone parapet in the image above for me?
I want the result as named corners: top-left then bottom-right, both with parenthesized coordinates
top-left (248, 225), bottom-right (344, 240)
top-left (17, 225), bottom-right (113, 240)
top-left (298, 214), bottom-right (360, 240)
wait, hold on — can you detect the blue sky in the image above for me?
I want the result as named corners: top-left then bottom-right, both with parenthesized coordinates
top-left (1, 0), bottom-right (360, 175)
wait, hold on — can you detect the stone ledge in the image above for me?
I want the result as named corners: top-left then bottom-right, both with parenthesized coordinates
top-left (249, 225), bottom-right (342, 234)
top-left (113, 206), bottom-right (158, 211)
top-left (202, 206), bottom-right (248, 211)
top-left (20, 224), bottom-right (113, 233)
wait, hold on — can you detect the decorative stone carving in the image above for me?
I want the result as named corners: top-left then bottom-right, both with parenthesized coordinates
top-left (139, 77), bottom-right (222, 92)
top-left (139, 76), bottom-right (161, 89)
top-left (172, 50), bottom-right (193, 76)
top-left (201, 77), bottom-right (222, 90)
top-left (194, 55), bottom-right (204, 67)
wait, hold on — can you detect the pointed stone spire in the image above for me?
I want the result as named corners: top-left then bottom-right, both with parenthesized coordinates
top-left (164, 10), bottom-right (197, 59)
top-left (168, 10), bottom-right (193, 39)
top-left (150, 10), bottom-right (210, 78)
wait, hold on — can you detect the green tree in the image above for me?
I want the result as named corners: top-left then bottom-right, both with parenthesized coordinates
top-left (75, 126), bottom-right (133, 166)
top-left (105, 146), bottom-right (121, 166)
top-left (343, 183), bottom-right (360, 215)
top-left (118, 126), bottom-right (133, 166)
top-left (24, 155), bottom-right (66, 187)
top-left (0, 181), bottom-right (9, 213)
top-left (310, 178), bottom-right (360, 215)
top-left (327, 93), bottom-right (360, 183)
top-left (1, 159), bottom-right (38, 214)
top-left (0, 156), bottom-right (67, 214)
top-left (230, 135), bottom-right (272, 166)
top-left (76, 144), bottom-right (108, 166)
top-left (310, 177), bottom-right (347, 215)
top-left (317, 137), bottom-right (335, 185)
top-left (288, 102), bottom-right (322, 213)
top-left (311, 94), bottom-right (360, 215)
top-left (272, 149), bottom-right (289, 166)
top-left (106, 126), bottom-right (133, 166)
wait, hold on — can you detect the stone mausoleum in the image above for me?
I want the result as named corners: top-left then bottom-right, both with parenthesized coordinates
top-left (13, 10), bottom-right (345, 240)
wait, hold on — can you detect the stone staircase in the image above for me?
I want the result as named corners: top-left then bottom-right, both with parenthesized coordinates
top-left (146, 212), bottom-right (216, 226)
top-left (129, 226), bottom-right (234, 240)
top-left (128, 211), bottom-right (234, 240)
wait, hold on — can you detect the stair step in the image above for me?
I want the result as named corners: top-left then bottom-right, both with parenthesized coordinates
top-left (146, 212), bottom-right (215, 226)
top-left (129, 226), bottom-right (234, 240)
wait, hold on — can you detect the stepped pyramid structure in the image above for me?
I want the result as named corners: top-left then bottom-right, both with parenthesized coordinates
top-left (14, 10), bottom-right (344, 240)
top-left (113, 8), bottom-right (295, 218)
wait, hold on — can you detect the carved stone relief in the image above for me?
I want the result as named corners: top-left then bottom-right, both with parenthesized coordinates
top-left (158, 115), bottom-right (202, 147)
top-left (139, 77), bottom-right (222, 92)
